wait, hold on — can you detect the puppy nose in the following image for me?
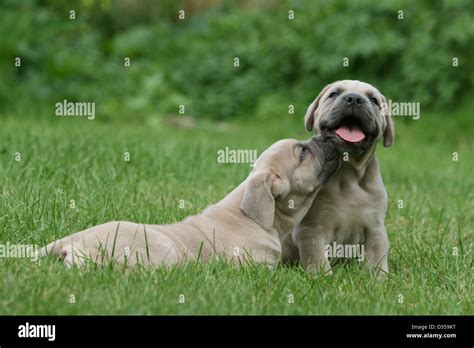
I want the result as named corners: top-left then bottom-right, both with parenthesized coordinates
top-left (344, 93), bottom-right (365, 105)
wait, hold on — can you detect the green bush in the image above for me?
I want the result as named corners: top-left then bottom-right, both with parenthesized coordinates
top-left (0, 0), bottom-right (473, 120)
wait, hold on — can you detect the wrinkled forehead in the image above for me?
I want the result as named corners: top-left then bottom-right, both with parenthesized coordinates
top-left (328, 80), bottom-right (381, 97)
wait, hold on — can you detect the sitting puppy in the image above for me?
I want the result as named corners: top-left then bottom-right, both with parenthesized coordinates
top-left (291, 80), bottom-right (394, 277)
top-left (39, 136), bottom-right (341, 268)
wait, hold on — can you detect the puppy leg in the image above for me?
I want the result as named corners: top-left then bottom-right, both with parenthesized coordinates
top-left (59, 244), bottom-right (87, 268)
top-left (42, 221), bottom-right (179, 267)
top-left (296, 232), bottom-right (332, 274)
top-left (365, 226), bottom-right (389, 279)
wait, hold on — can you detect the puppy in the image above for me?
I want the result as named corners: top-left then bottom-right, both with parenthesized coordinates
top-left (290, 80), bottom-right (394, 277)
top-left (39, 136), bottom-right (340, 268)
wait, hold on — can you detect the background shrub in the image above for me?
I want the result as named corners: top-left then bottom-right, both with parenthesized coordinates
top-left (0, 0), bottom-right (473, 121)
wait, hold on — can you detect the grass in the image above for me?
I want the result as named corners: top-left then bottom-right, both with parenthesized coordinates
top-left (0, 106), bottom-right (472, 315)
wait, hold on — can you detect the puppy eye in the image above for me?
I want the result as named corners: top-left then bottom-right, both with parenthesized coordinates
top-left (329, 92), bottom-right (340, 98)
top-left (300, 146), bottom-right (308, 161)
top-left (369, 97), bottom-right (379, 105)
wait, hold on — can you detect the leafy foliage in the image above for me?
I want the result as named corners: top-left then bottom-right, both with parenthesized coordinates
top-left (1, 0), bottom-right (473, 120)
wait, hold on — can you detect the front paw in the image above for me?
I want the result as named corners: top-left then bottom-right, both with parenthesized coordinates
top-left (306, 260), bottom-right (333, 275)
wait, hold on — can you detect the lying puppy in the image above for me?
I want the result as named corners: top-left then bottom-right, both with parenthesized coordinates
top-left (39, 136), bottom-right (340, 268)
top-left (290, 80), bottom-right (394, 277)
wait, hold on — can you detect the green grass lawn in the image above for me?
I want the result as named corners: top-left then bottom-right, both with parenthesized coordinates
top-left (0, 107), bottom-right (472, 315)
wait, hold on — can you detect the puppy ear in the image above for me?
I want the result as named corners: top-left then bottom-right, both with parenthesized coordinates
top-left (380, 95), bottom-right (394, 147)
top-left (241, 171), bottom-right (285, 230)
top-left (304, 83), bottom-right (334, 132)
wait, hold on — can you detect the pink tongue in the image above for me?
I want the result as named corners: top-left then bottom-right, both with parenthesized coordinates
top-left (335, 123), bottom-right (366, 143)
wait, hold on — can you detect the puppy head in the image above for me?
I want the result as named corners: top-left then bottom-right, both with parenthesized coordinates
top-left (241, 137), bottom-right (340, 230)
top-left (304, 80), bottom-right (394, 155)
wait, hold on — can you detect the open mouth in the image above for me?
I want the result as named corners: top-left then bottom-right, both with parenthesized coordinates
top-left (322, 116), bottom-right (369, 145)
top-left (334, 117), bottom-right (366, 143)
